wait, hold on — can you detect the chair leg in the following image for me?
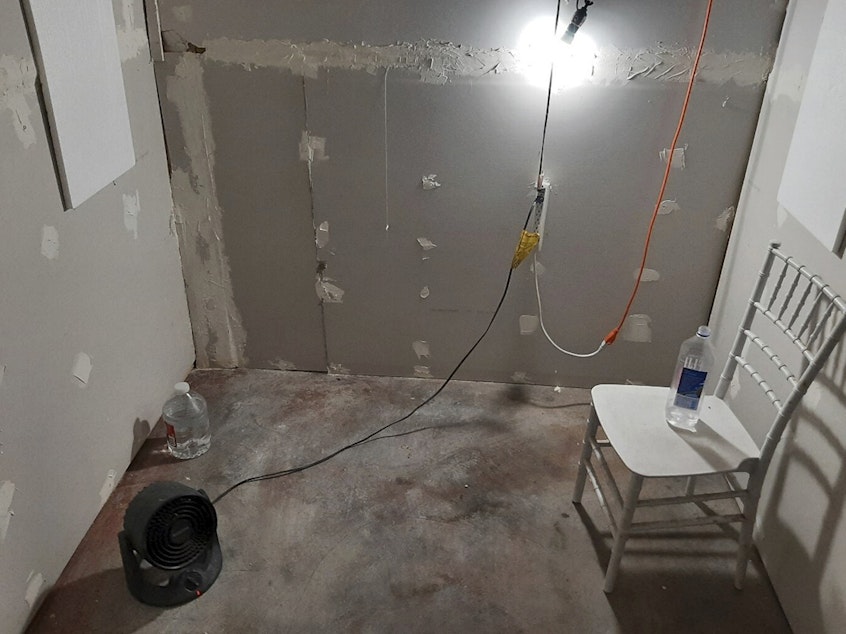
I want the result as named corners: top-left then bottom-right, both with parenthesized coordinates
top-left (573, 408), bottom-right (600, 504)
top-left (604, 473), bottom-right (643, 593)
top-left (734, 491), bottom-right (761, 590)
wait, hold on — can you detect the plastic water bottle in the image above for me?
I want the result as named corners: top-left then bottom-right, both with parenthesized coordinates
top-left (665, 326), bottom-right (715, 431)
top-left (163, 382), bottom-right (211, 459)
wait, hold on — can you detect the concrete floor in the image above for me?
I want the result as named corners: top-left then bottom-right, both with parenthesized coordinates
top-left (27, 369), bottom-right (791, 633)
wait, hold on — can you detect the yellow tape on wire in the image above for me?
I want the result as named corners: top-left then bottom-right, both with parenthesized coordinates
top-left (511, 230), bottom-right (540, 269)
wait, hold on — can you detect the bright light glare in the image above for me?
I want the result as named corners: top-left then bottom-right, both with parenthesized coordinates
top-left (516, 17), bottom-right (597, 91)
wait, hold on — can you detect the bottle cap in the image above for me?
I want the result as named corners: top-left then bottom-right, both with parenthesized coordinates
top-left (697, 325), bottom-right (711, 338)
top-left (174, 382), bottom-right (190, 395)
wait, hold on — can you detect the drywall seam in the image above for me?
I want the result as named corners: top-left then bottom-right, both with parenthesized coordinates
top-left (0, 55), bottom-right (38, 148)
top-left (199, 38), bottom-right (773, 86)
top-left (116, 0), bottom-right (149, 62)
top-left (166, 54), bottom-right (247, 368)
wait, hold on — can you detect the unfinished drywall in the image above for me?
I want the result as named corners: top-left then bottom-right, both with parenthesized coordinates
top-left (0, 1), bottom-right (194, 631)
top-left (155, 0), bottom-right (784, 386)
top-left (709, 1), bottom-right (846, 631)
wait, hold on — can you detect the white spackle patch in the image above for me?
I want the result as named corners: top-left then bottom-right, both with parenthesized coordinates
top-left (620, 314), bottom-right (653, 343)
top-left (532, 260), bottom-right (546, 276)
top-left (0, 481), bottom-right (14, 543)
top-left (299, 131), bottom-right (329, 162)
top-left (25, 572), bottom-right (45, 608)
top-left (315, 221), bottom-right (330, 249)
top-left (658, 200), bottom-right (681, 215)
top-left (72, 352), bottom-right (93, 387)
top-left (116, 0), bottom-right (148, 62)
top-left (412, 341), bottom-right (430, 359)
top-left (634, 268), bottom-right (661, 282)
top-left (659, 147), bottom-right (686, 169)
top-left (40, 226), bottom-right (59, 260)
top-left (99, 470), bottom-right (117, 506)
top-left (167, 55), bottom-right (248, 368)
top-left (730, 372), bottom-right (742, 399)
top-left (0, 55), bottom-right (38, 148)
top-left (421, 174), bottom-right (441, 190)
top-left (419, 286), bottom-right (430, 299)
top-left (172, 5), bottom-right (194, 22)
top-left (315, 275), bottom-right (345, 303)
top-left (328, 362), bottom-right (350, 375)
top-left (776, 204), bottom-right (788, 228)
top-left (414, 365), bottom-right (433, 378)
top-left (123, 190), bottom-right (140, 239)
top-left (511, 371), bottom-right (530, 384)
top-left (417, 237), bottom-right (437, 250)
top-left (519, 314), bottom-right (539, 335)
top-left (715, 206), bottom-right (736, 232)
top-left (269, 359), bottom-right (297, 371)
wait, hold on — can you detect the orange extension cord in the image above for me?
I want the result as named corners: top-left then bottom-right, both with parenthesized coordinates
top-left (604, 0), bottom-right (714, 346)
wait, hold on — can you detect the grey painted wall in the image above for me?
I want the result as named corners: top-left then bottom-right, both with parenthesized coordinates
top-left (710, 1), bottom-right (846, 631)
top-left (0, 1), bottom-right (194, 630)
top-left (156, 0), bottom-right (784, 387)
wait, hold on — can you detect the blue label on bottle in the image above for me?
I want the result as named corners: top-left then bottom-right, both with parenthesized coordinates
top-left (674, 368), bottom-right (708, 410)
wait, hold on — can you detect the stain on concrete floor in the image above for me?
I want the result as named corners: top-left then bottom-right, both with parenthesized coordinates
top-left (27, 370), bottom-right (790, 633)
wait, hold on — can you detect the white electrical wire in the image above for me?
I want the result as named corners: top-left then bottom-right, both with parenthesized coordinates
top-left (534, 252), bottom-right (606, 358)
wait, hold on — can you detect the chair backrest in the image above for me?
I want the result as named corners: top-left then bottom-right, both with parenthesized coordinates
top-left (714, 241), bottom-right (846, 473)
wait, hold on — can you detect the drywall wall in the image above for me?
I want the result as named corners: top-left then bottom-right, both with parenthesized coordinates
top-left (710, 1), bottom-right (846, 631)
top-left (0, 1), bottom-right (194, 631)
top-left (155, 0), bottom-right (784, 386)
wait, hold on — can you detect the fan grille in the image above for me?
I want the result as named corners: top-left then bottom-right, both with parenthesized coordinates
top-left (145, 495), bottom-right (216, 569)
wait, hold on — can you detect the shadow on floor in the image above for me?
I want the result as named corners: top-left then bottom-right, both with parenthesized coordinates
top-left (26, 568), bottom-right (163, 634)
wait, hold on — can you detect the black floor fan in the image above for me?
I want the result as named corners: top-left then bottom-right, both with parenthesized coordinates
top-left (119, 481), bottom-right (222, 606)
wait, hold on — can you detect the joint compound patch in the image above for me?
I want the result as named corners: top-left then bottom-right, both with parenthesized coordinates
top-left (72, 352), bottom-right (93, 386)
top-left (635, 268), bottom-right (661, 282)
top-left (315, 273), bottom-right (345, 303)
top-left (299, 131), bottom-right (329, 163)
top-left (531, 260), bottom-right (546, 276)
top-left (519, 315), bottom-right (540, 335)
top-left (419, 286), bottom-right (430, 299)
top-left (99, 470), bottom-right (116, 506)
top-left (658, 200), bottom-right (681, 215)
top-left (511, 371), bottom-right (529, 383)
top-left (620, 314), bottom-right (653, 343)
top-left (117, 0), bottom-right (148, 62)
top-left (417, 237), bottom-right (437, 250)
top-left (412, 341), bottom-right (430, 359)
top-left (40, 226), bottom-right (59, 260)
top-left (659, 147), bottom-right (686, 169)
top-left (123, 190), bottom-right (140, 239)
top-left (269, 358), bottom-right (297, 371)
top-left (1, 481), bottom-right (14, 543)
top-left (166, 55), bottom-right (247, 368)
top-left (200, 38), bottom-right (773, 87)
top-left (715, 206), bottom-right (736, 232)
top-left (328, 362), bottom-right (350, 375)
top-left (0, 55), bottom-right (38, 148)
top-left (315, 221), bottom-right (330, 249)
top-left (414, 365), bottom-right (433, 378)
top-left (421, 174), bottom-right (441, 190)
top-left (25, 572), bottom-right (45, 608)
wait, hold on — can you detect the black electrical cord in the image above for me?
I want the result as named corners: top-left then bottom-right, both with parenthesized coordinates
top-left (212, 204), bottom-right (537, 505)
top-left (536, 0), bottom-right (564, 184)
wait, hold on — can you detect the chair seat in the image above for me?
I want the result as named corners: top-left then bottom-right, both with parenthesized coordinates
top-left (591, 384), bottom-right (761, 478)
